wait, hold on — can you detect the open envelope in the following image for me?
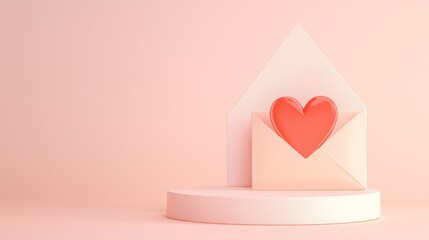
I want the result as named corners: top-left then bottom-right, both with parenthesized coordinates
top-left (252, 111), bottom-right (367, 190)
top-left (228, 24), bottom-right (368, 187)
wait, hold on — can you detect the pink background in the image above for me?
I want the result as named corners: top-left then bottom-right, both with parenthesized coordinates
top-left (2, 0), bottom-right (429, 204)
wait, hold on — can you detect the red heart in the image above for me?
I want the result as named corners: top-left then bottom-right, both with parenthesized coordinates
top-left (270, 96), bottom-right (337, 158)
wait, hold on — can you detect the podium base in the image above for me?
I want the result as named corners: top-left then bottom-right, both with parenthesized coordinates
top-left (167, 187), bottom-right (380, 225)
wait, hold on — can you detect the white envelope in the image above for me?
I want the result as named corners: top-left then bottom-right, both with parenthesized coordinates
top-left (228, 24), bottom-right (367, 187)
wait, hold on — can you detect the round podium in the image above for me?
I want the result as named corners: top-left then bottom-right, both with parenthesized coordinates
top-left (167, 187), bottom-right (380, 225)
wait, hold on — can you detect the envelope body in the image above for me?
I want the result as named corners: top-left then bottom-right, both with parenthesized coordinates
top-left (251, 112), bottom-right (367, 190)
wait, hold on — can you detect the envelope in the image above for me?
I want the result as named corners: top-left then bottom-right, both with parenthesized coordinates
top-left (252, 111), bottom-right (367, 190)
top-left (228, 24), bottom-right (368, 187)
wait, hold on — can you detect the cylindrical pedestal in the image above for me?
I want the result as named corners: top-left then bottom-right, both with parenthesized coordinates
top-left (167, 187), bottom-right (380, 225)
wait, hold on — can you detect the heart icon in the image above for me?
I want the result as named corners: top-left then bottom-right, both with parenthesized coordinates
top-left (270, 96), bottom-right (337, 158)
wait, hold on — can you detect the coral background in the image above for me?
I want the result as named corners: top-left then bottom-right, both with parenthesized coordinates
top-left (1, 0), bottom-right (429, 204)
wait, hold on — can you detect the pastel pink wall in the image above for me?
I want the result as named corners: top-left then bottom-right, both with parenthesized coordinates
top-left (1, 0), bottom-right (428, 201)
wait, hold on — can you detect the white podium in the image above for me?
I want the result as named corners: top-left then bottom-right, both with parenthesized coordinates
top-left (167, 187), bottom-right (380, 225)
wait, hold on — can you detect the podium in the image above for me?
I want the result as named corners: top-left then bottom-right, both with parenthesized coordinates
top-left (167, 187), bottom-right (380, 225)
